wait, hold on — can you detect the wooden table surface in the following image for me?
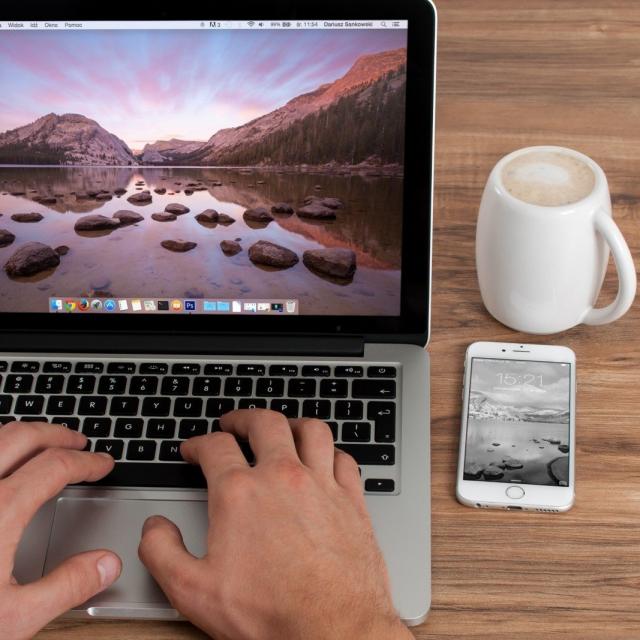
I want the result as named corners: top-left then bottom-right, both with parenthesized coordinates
top-left (42, 1), bottom-right (640, 638)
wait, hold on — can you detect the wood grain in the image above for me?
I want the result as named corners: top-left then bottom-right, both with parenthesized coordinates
top-left (41, 1), bottom-right (640, 638)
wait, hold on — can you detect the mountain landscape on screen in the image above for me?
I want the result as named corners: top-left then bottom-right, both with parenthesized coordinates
top-left (0, 48), bottom-right (406, 169)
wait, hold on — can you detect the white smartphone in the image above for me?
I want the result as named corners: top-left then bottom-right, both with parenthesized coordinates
top-left (457, 341), bottom-right (575, 512)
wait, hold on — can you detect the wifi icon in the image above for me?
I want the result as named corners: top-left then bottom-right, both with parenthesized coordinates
top-left (248, 20), bottom-right (255, 27)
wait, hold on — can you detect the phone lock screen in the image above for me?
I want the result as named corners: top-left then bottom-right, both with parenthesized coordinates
top-left (464, 358), bottom-right (571, 486)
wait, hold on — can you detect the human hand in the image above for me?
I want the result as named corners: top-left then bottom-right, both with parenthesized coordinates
top-left (0, 421), bottom-right (122, 639)
top-left (139, 409), bottom-right (412, 640)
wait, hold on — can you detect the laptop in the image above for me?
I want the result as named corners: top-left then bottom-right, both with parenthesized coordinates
top-left (5, 0), bottom-right (437, 627)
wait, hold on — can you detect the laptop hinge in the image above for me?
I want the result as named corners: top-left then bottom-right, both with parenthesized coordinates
top-left (0, 332), bottom-right (365, 358)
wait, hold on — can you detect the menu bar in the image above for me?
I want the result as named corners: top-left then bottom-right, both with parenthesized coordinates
top-left (49, 298), bottom-right (299, 315)
top-left (0, 20), bottom-right (407, 31)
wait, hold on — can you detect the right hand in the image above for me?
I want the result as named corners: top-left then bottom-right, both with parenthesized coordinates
top-left (0, 421), bottom-right (122, 640)
top-left (139, 409), bottom-right (412, 640)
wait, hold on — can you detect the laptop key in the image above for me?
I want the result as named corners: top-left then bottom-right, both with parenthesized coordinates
top-left (269, 399), bottom-right (299, 418)
top-left (107, 362), bottom-right (136, 374)
top-left (238, 399), bottom-right (267, 410)
top-left (46, 396), bottom-right (76, 415)
top-left (237, 364), bottom-right (265, 376)
top-left (326, 421), bottom-right (338, 441)
top-left (95, 439), bottom-right (124, 460)
top-left (0, 416), bottom-right (15, 424)
top-left (174, 398), bottom-right (203, 417)
top-left (161, 376), bottom-right (190, 396)
top-left (43, 361), bottom-right (72, 373)
top-left (82, 418), bottom-right (111, 438)
top-left (367, 366), bottom-right (397, 378)
top-left (52, 416), bottom-right (79, 430)
top-left (87, 462), bottom-right (206, 488)
top-left (224, 377), bottom-right (253, 397)
top-left (269, 365), bottom-right (298, 376)
top-left (114, 418), bottom-right (144, 438)
top-left (204, 364), bottom-right (233, 375)
top-left (139, 363), bottom-right (168, 374)
top-left (206, 398), bottom-right (235, 417)
top-left (110, 396), bottom-right (140, 416)
top-left (129, 376), bottom-right (159, 395)
top-left (334, 366), bottom-right (363, 378)
top-left (368, 402), bottom-right (396, 443)
top-left (0, 395), bottom-right (12, 414)
top-left (334, 400), bottom-right (363, 420)
top-left (193, 377), bottom-right (221, 396)
top-left (288, 379), bottom-right (316, 397)
top-left (179, 419), bottom-right (208, 439)
top-left (0, 362), bottom-right (7, 372)
top-left (15, 395), bottom-right (44, 415)
top-left (159, 440), bottom-right (183, 461)
top-left (320, 379), bottom-right (348, 398)
top-left (35, 375), bottom-right (65, 394)
top-left (301, 365), bottom-right (330, 377)
top-left (98, 376), bottom-right (127, 395)
top-left (75, 362), bottom-right (104, 373)
top-left (142, 397), bottom-right (171, 417)
top-left (256, 378), bottom-right (285, 397)
top-left (302, 399), bottom-right (331, 420)
top-left (20, 416), bottom-right (48, 422)
top-left (5, 374), bottom-right (34, 393)
top-left (126, 440), bottom-right (157, 461)
top-left (146, 419), bottom-right (176, 439)
top-left (78, 396), bottom-right (108, 416)
top-left (335, 444), bottom-right (395, 465)
top-left (11, 361), bottom-right (40, 373)
top-left (341, 422), bottom-right (371, 442)
top-left (365, 479), bottom-right (395, 492)
top-left (352, 379), bottom-right (396, 399)
top-left (67, 375), bottom-right (96, 394)
top-left (172, 363), bottom-right (201, 375)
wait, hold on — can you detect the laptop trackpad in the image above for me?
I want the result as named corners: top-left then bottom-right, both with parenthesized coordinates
top-left (44, 497), bottom-right (208, 614)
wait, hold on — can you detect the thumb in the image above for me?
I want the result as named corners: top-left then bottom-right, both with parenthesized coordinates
top-left (18, 550), bottom-right (121, 633)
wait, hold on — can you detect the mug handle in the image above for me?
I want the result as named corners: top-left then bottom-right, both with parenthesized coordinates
top-left (583, 209), bottom-right (637, 325)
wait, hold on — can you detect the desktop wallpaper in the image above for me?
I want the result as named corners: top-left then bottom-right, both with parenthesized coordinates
top-left (0, 27), bottom-right (407, 315)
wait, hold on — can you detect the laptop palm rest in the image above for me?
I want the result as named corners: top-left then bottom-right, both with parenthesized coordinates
top-left (44, 497), bottom-right (208, 617)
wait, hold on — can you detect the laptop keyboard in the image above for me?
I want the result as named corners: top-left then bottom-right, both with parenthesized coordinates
top-left (0, 358), bottom-right (400, 494)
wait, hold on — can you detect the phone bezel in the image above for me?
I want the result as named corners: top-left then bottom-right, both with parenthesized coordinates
top-left (456, 341), bottom-right (576, 511)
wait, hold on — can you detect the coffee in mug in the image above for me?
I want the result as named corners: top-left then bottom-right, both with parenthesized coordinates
top-left (476, 146), bottom-right (636, 334)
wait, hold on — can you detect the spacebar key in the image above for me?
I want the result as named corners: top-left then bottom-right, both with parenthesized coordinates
top-left (84, 463), bottom-right (206, 488)
top-left (336, 444), bottom-right (395, 465)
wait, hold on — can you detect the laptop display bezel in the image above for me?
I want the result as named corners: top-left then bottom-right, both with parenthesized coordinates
top-left (0, 0), bottom-right (435, 343)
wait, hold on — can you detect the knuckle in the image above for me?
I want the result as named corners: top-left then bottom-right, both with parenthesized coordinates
top-left (272, 457), bottom-right (309, 487)
top-left (40, 447), bottom-right (75, 479)
top-left (216, 467), bottom-right (253, 502)
top-left (301, 419), bottom-right (333, 442)
top-left (337, 448), bottom-right (359, 470)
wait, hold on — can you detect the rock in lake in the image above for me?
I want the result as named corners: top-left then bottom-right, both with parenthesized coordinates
top-left (220, 240), bottom-right (242, 256)
top-left (113, 188), bottom-right (127, 196)
top-left (74, 215), bottom-right (121, 231)
top-left (243, 207), bottom-right (274, 223)
top-left (184, 189), bottom-right (194, 196)
top-left (4, 242), bottom-right (60, 277)
top-left (558, 444), bottom-right (569, 453)
top-left (271, 203), bottom-right (294, 214)
top-left (217, 213), bottom-right (236, 225)
top-left (154, 187), bottom-right (167, 195)
top-left (303, 195), bottom-right (344, 209)
top-left (151, 212), bottom-right (177, 222)
top-left (55, 245), bottom-right (70, 256)
top-left (195, 209), bottom-right (219, 223)
top-left (502, 456), bottom-right (524, 470)
top-left (303, 249), bottom-right (356, 279)
top-left (95, 193), bottom-right (112, 201)
top-left (482, 465), bottom-right (504, 480)
top-left (248, 241), bottom-right (299, 269)
top-left (464, 463), bottom-right (484, 480)
top-left (161, 239), bottom-right (197, 252)
top-left (33, 195), bottom-right (57, 204)
top-left (297, 203), bottom-right (336, 220)
top-left (112, 210), bottom-right (144, 226)
top-left (11, 212), bottom-right (43, 223)
top-left (0, 229), bottom-right (16, 247)
top-left (127, 190), bottom-right (152, 205)
top-left (165, 203), bottom-right (190, 215)
top-left (211, 180), bottom-right (223, 187)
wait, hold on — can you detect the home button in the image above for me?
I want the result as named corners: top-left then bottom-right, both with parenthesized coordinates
top-left (506, 485), bottom-right (525, 499)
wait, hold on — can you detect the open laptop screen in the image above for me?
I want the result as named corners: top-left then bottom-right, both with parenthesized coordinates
top-left (0, 20), bottom-right (408, 318)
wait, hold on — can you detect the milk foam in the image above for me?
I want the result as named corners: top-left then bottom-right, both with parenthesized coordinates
top-left (501, 151), bottom-right (595, 207)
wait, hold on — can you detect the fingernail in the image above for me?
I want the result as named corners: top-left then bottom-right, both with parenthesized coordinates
top-left (97, 554), bottom-right (121, 588)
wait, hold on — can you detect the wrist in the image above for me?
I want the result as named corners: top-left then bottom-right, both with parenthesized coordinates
top-left (363, 614), bottom-right (413, 640)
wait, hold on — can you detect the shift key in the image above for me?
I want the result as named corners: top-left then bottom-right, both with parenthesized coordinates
top-left (352, 379), bottom-right (396, 399)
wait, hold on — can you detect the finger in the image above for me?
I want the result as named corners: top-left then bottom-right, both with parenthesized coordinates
top-left (1, 449), bottom-right (114, 546)
top-left (0, 421), bottom-right (86, 477)
top-left (138, 515), bottom-right (202, 611)
top-left (18, 549), bottom-right (121, 633)
top-left (220, 409), bottom-right (297, 463)
top-left (181, 432), bottom-right (249, 487)
top-left (334, 449), bottom-right (367, 514)
top-left (289, 419), bottom-right (336, 478)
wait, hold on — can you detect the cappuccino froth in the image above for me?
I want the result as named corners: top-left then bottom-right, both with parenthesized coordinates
top-left (501, 150), bottom-right (595, 207)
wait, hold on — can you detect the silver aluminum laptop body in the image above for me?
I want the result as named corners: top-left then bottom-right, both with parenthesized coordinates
top-left (10, 0), bottom-right (437, 627)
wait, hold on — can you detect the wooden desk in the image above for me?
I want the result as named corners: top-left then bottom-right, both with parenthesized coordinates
top-left (42, 1), bottom-right (639, 638)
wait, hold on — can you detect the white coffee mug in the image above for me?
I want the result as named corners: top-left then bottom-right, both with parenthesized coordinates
top-left (476, 146), bottom-right (636, 334)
